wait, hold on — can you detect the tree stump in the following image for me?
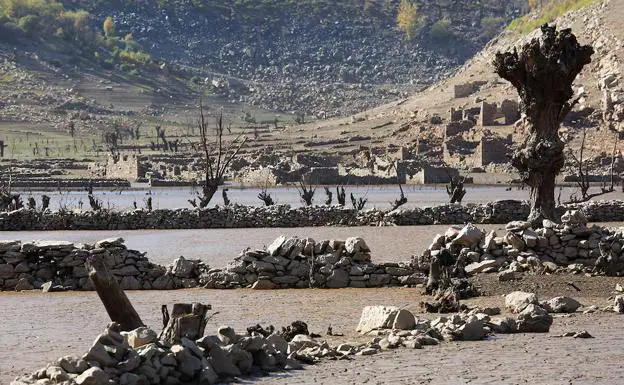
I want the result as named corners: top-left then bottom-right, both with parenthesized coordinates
top-left (159, 303), bottom-right (211, 344)
top-left (85, 255), bottom-right (144, 332)
top-left (493, 24), bottom-right (593, 222)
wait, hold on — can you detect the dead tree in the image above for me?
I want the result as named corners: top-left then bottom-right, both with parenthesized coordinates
top-left (324, 187), bottom-right (333, 205)
top-left (297, 180), bottom-right (315, 206)
top-left (258, 186), bottom-right (274, 206)
top-left (336, 186), bottom-right (346, 206)
top-left (565, 128), bottom-right (617, 203)
top-left (350, 192), bottom-right (367, 211)
top-left (493, 24), bottom-right (594, 222)
top-left (197, 104), bottom-right (247, 208)
top-left (160, 303), bottom-right (212, 344)
top-left (446, 176), bottom-right (466, 204)
top-left (86, 184), bottom-right (102, 211)
top-left (41, 194), bottom-right (50, 211)
top-left (390, 183), bottom-right (408, 210)
top-left (104, 131), bottom-right (120, 163)
top-left (222, 188), bottom-right (231, 206)
top-left (85, 255), bottom-right (144, 331)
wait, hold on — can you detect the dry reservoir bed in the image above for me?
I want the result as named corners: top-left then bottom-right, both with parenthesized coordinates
top-left (2, 275), bottom-right (624, 385)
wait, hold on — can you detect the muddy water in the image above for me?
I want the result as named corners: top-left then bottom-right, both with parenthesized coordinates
top-left (0, 225), bottom-right (506, 266)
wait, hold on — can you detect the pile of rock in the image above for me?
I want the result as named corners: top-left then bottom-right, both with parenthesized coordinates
top-left (419, 210), bottom-right (624, 277)
top-left (202, 235), bottom-right (425, 289)
top-left (12, 321), bottom-right (314, 385)
top-left (0, 238), bottom-right (208, 291)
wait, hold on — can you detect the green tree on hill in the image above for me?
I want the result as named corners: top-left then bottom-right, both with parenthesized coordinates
top-left (396, 0), bottom-right (421, 40)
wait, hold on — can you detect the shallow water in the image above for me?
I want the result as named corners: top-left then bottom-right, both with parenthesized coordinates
top-left (18, 184), bottom-right (624, 211)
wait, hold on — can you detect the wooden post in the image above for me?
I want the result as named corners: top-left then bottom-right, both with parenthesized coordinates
top-left (85, 255), bottom-right (144, 331)
top-left (159, 303), bottom-right (211, 344)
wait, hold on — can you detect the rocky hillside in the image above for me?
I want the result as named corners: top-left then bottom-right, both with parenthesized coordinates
top-left (59, 0), bottom-right (525, 118)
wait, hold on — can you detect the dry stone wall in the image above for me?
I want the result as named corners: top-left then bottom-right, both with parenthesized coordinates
top-left (2, 200), bottom-right (624, 230)
top-left (0, 238), bottom-right (208, 292)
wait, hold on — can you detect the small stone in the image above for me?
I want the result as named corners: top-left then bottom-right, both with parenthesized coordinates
top-left (505, 291), bottom-right (538, 313)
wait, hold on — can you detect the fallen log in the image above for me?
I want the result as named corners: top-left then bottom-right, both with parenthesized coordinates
top-left (85, 255), bottom-right (144, 331)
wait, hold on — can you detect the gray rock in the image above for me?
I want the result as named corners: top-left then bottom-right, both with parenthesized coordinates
top-left (125, 327), bottom-right (158, 349)
top-left (345, 237), bottom-right (370, 254)
top-left (505, 291), bottom-right (538, 313)
top-left (516, 304), bottom-right (553, 333)
top-left (14, 277), bottom-right (34, 291)
top-left (356, 306), bottom-right (400, 334)
top-left (614, 295), bottom-right (624, 313)
top-left (392, 309), bottom-right (416, 330)
top-left (0, 263), bottom-right (14, 279)
top-left (542, 296), bottom-right (581, 313)
top-left (198, 364), bottom-right (219, 385)
top-left (207, 344), bottom-right (241, 377)
top-left (465, 260), bottom-right (499, 275)
top-left (267, 235), bottom-right (287, 256)
top-left (452, 223), bottom-right (484, 246)
top-left (458, 316), bottom-right (486, 340)
top-left (171, 256), bottom-right (196, 278)
top-left (95, 237), bottom-right (125, 248)
top-left (83, 342), bottom-right (117, 367)
top-left (45, 366), bottom-right (69, 382)
top-left (217, 326), bottom-right (238, 345)
top-left (326, 268), bottom-right (349, 288)
top-left (75, 367), bottom-right (109, 385)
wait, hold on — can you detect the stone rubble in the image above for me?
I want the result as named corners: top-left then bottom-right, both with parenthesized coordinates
top-left (418, 210), bottom-right (624, 277)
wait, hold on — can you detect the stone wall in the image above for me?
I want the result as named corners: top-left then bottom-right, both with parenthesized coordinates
top-left (0, 238), bottom-right (208, 291)
top-left (203, 236), bottom-right (425, 289)
top-left (2, 200), bottom-right (624, 231)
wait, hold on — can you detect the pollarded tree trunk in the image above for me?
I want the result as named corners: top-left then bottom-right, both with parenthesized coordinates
top-left (493, 25), bottom-right (593, 223)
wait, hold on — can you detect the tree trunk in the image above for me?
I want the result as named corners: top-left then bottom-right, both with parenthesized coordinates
top-left (159, 303), bottom-right (211, 344)
top-left (199, 181), bottom-right (218, 208)
top-left (494, 25), bottom-right (593, 222)
top-left (85, 255), bottom-right (144, 332)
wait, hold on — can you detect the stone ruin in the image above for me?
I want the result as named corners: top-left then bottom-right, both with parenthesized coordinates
top-left (418, 210), bottom-right (624, 279)
top-left (202, 236), bottom-right (424, 290)
top-left (0, 238), bottom-right (208, 292)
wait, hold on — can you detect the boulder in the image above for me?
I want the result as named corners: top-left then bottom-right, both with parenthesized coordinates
top-left (125, 327), bottom-right (158, 349)
top-left (541, 296), bottom-right (581, 313)
top-left (75, 367), bottom-right (109, 385)
top-left (516, 304), bottom-right (553, 333)
top-left (267, 235), bottom-right (287, 256)
top-left (356, 306), bottom-right (401, 334)
top-left (561, 210), bottom-right (588, 226)
top-left (171, 257), bottom-right (196, 278)
top-left (392, 309), bottom-right (416, 330)
top-left (326, 268), bottom-right (349, 288)
top-left (452, 224), bottom-right (484, 246)
top-left (344, 237), bottom-right (370, 254)
top-left (457, 316), bottom-right (486, 340)
top-left (207, 344), bottom-right (241, 377)
top-left (505, 291), bottom-right (538, 313)
top-left (95, 238), bottom-right (124, 248)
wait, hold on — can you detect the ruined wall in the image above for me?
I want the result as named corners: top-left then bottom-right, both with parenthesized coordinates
top-left (477, 135), bottom-right (513, 165)
top-left (406, 166), bottom-right (460, 184)
top-left (104, 154), bottom-right (141, 180)
top-left (1, 200), bottom-right (623, 231)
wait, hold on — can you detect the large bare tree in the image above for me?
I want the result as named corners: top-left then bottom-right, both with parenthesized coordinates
top-left (197, 104), bottom-right (246, 208)
top-left (493, 25), bottom-right (593, 222)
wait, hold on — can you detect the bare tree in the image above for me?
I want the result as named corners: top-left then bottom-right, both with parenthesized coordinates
top-left (565, 128), bottom-right (618, 203)
top-left (104, 131), bottom-right (120, 163)
top-left (390, 183), bottom-right (408, 210)
top-left (86, 184), bottom-right (102, 211)
top-left (446, 176), bottom-right (466, 204)
top-left (494, 25), bottom-right (593, 222)
top-left (324, 187), bottom-right (333, 205)
top-left (296, 180), bottom-right (315, 206)
top-left (222, 188), bottom-right (231, 206)
top-left (196, 104), bottom-right (247, 208)
top-left (336, 186), bottom-right (346, 206)
top-left (350, 192), bottom-right (367, 211)
top-left (258, 188), bottom-right (274, 206)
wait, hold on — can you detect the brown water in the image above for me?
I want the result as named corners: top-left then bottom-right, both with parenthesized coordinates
top-left (1, 225), bottom-right (510, 267)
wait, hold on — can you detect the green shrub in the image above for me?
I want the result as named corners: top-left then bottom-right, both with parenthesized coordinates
top-left (508, 0), bottom-right (598, 34)
top-left (18, 14), bottom-right (39, 36)
top-left (430, 18), bottom-right (453, 40)
top-left (481, 16), bottom-right (505, 39)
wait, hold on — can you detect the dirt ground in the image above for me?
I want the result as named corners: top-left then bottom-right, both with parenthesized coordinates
top-left (1, 274), bottom-right (623, 385)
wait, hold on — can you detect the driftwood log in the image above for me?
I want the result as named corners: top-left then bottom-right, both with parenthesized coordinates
top-left (85, 255), bottom-right (144, 331)
top-left (159, 303), bottom-right (212, 344)
top-left (493, 24), bottom-right (593, 222)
